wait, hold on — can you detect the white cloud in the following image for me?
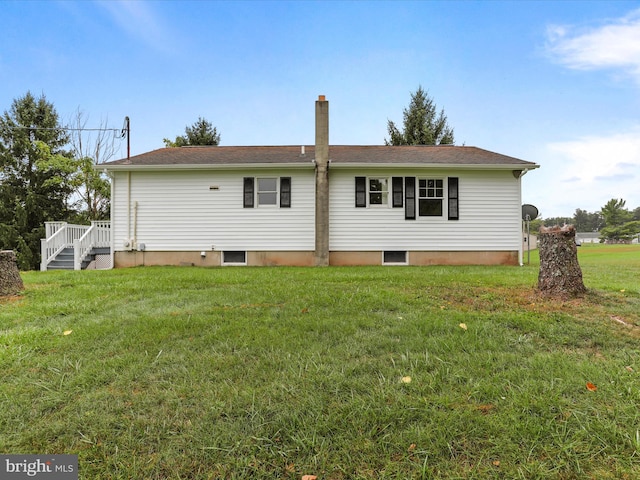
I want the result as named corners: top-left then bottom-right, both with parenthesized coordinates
top-left (546, 9), bottom-right (640, 83)
top-left (96, 0), bottom-right (178, 54)
top-left (530, 129), bottom-right (640, 216)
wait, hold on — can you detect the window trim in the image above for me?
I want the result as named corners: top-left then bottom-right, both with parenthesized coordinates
top-left (418, 177), bottom-right (444, 217)
top-left (257, 177), bottom-right (278, 207)
top-left (222, 251), bottom-right (247, 265)
top-left (383, 250), bottom-right (408, 265)
top-left (368, 177), bottom-right (390, 207)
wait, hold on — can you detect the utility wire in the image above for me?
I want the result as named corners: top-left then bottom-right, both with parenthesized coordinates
top-left (4, 126), bottom-right (125, 135)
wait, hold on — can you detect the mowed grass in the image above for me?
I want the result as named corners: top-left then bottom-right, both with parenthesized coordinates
top-left (1, 245), bottom-right (639, 479)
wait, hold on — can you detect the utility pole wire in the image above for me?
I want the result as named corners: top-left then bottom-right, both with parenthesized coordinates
top-left (4, 126), bottom-right (126, 136)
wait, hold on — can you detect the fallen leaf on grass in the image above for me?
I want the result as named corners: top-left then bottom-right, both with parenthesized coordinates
top-left (408, 443), bottom-right (416, 451)
top-left (63, 330), bottom-right (73, 336)
top-left (492, 460), bottom-right (501, 467)
top-left (302, 475), bottom-right (317, 480)
top-left (401, 376), bottom-right (412, 384)
top-left (477, 404), bottom-right (495, 414)
top-left (459, 323), bottom-right (468, 331)
top-left (611, 315), bottom-right (630, 327)
top-left (586, 382), bottom-right (598, 391)
top-left (626, 366), bottom-right (634, 373)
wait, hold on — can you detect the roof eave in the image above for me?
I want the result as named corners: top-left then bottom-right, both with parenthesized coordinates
top-left (329, 162), bottom-right (540, 170)
top-left (99, 162), bottom-right (316, 172)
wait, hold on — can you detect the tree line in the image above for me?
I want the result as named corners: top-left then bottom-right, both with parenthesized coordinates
top-left (530, 199), bottom-right (640, 243)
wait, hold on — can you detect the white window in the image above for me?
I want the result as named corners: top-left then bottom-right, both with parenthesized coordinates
top-left (368, 178), bottom-right (389, 206)
top-left (418, 178), bottom-right (443, 216)
top-left (257, 178), bottom-right (278, 206)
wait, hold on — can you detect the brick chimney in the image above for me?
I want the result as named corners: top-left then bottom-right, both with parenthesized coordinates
top-left (315, 95), bottom-right (329, 266)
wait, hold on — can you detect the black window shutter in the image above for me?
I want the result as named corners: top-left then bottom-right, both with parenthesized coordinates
top-left (392, 177), bottom-right (403, 208)
top-left (448, 177), bottom-right (459, 220)
top-left (280, 177), bottom-right (291, 208)
top-left (405, 177), bottom-right (416, 220)
top-left (355, 176), bottom-right (366, 207)
top-left (243, 177), bottom-right (254, 208)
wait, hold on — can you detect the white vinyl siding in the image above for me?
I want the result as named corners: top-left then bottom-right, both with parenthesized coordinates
top-left (112, 169), bottom-right (315, 252)
top-left (329, 168), bottom-right (522, 251)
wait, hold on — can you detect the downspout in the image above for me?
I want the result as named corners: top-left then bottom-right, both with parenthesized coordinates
top-left (127, 171), bottom-right (131, 245)
top-left (107, 169), bottom-right (115, 269)
top-left (314, 95), bottom-right (330, 266)
top-left (133, 201), bottom-right (138, 249)
top-left (514, 169), bottom-right (529, 266)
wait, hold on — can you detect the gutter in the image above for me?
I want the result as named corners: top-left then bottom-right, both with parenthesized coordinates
top-left (101, 162), bottom-right (316, 173)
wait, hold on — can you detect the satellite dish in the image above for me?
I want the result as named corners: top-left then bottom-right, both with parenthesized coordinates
top-left (522, 204), bottom-right (539, 221)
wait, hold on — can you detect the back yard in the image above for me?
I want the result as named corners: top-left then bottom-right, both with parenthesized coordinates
top-left (1, 245), bottom-right (639, 479)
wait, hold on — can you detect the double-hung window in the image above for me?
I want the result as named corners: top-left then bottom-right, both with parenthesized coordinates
top-left (418, 178), bottom-right (444, 216)
top-left (355, 177), bottom-right (390, 207)
top-left (368, 178), bottom-right (388, 206)
top-left (257, 178), bottom-right (278, 206)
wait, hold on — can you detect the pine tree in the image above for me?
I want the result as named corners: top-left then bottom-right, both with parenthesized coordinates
top-left (386, 86), bottom-right (455, 146)
top-left (163, 117), bottom-right (220, 147)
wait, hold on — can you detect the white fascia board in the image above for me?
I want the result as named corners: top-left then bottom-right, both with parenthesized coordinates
top-left (100, 163), bottom-right (316, 172)
top-left (328, 162), bottom-right (540, 170)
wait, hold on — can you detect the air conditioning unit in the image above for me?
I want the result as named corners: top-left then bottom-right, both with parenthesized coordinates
top-left (123, 238), bottom-right (135, 251)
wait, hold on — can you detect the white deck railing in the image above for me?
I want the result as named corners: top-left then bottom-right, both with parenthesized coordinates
top-left (73, 221), bottom-right (111, 270)
top-left (41, 221), bottom-right (111, 271)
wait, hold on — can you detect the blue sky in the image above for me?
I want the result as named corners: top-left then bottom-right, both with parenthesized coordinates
top-left (2, 0), bottom-right (640, 218)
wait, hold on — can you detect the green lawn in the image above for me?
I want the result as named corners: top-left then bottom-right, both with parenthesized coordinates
top-left (1, 245), bottom-right (639, 479)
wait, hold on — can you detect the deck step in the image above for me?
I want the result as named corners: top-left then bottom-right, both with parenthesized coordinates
top-left (45, 247), bottom-right (110, 271)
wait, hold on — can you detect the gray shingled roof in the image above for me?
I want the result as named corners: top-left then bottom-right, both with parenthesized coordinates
top-left (103, 145), bottom-right (538, 169)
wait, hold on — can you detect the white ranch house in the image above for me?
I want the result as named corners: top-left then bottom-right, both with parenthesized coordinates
top-left (42, 96), bottom-right (540, 269)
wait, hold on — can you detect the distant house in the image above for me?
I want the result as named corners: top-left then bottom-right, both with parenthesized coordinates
top-left (99, 97), bottom-right (539, 268)
top-left (576, 232), bottom-right (601, 244)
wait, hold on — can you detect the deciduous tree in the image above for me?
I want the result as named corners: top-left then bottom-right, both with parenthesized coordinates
top-left (67, 110), bottom-right (114, 222)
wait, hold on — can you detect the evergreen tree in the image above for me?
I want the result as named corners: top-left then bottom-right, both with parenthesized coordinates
top-left (386, 86), bottom-right (455, 146)
top-left (600, 198), bottom-right (632, 227)
top-left (163, 117), bottom-right (220, 147)
top-left (0, 92), bottom-right (76, 270)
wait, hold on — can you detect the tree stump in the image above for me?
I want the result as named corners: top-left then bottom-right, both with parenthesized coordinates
top-left (538, 226), bottom-right (586, 297)
top-left (0, 250), bottom-right (24, 296)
